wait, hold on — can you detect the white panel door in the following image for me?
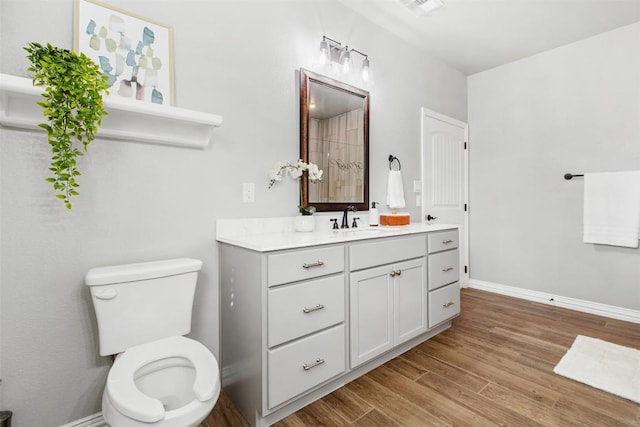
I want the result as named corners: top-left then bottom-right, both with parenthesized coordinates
top-left (421, 108), bottom-right (469, 285)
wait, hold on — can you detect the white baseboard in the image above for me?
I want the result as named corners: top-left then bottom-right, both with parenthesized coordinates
top-left (468, 279), bottom-right (640, 324)
top-left (59, 413), bottom-right (106, 427)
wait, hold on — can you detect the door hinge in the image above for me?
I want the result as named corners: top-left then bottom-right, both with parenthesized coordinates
top-left (464, 203), bottom-right (467, 212)
top-left (464, 265), bottom-right (468, 274)
top-left (464, 141), bottom-right (467, 150)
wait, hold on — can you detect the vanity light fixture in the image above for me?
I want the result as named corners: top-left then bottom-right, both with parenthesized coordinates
top-left (318, 38), bottom-right (330, 65)
top-left (317, 36), bottom-right (373, 85)
top-left (339, 47), bottom-right (352, 73)
top-left (361, 56), bottom-right (372, 83)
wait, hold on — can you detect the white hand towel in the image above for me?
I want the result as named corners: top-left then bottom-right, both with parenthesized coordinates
top-left (386, 169), bottom-right (406, 209)
top-left (583, 171), bottom-right (640, 248)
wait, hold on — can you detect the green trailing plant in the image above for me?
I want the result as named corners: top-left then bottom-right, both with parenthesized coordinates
top-left (24, 42), bottom-right (109, 209)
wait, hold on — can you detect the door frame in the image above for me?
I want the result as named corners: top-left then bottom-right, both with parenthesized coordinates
top-left (420, 107), bottom-right (469, 287)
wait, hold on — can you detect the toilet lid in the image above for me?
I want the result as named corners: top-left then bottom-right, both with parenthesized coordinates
top-left (106, 336), bottom-right (220, 423)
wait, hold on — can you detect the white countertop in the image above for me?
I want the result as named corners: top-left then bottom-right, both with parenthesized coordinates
top-left (216, 217), bottom-right (458, 252)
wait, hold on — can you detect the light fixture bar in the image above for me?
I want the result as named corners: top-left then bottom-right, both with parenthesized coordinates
top-left (317, 36), bottom-right (373, 85)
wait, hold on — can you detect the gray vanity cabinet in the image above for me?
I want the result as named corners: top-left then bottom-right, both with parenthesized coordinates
top-left (427, 229), bottom-right (461, 327)
top-left (218, 226), bottom-right (460, 427)
top-left (349, 235), bottom-right (427, 367)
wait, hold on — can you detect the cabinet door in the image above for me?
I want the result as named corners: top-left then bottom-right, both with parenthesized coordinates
top-left (394, 258), bottom-right (428, 344)
top-left (350, 265), bottom-right (394, 368)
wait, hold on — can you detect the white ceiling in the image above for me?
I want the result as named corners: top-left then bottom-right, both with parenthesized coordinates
top-left (337, 0), bottom-right (640, 75)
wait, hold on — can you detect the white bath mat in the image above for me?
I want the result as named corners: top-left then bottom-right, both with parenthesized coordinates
top-left (553, 335), bottom-right (640, 403)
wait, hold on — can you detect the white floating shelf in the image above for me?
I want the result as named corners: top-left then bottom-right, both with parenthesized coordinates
top-left (0, 73), bottom-right (222, 149)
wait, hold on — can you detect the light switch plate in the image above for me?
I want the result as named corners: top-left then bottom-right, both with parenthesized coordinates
top-left (413, 180), bottom-right (422, 193)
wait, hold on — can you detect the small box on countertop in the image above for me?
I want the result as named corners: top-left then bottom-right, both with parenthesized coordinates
top-left (379, 213), bottom-right (410, 226)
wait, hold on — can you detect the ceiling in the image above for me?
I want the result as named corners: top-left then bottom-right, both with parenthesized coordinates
top-left (337, 0), bottom-right (640, 75)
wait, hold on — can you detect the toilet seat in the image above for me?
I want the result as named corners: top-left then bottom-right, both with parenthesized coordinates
top-left (106, 336), bottom-right (219, 423)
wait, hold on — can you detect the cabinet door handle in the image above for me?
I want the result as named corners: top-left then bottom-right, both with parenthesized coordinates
top-left (390, 271), bottom-right (396, 277)
top-left (302, 260), bottom-right (324, 269)
top-left (302, 304), bottom-right (325, 314)
top-left (443, 302), bottom-right (455, 308)
top-left (442, 239), bottom-right (454, 244)
top-left (395, 269), bottom-right (402, 276)
top-left (442, 266), bottom-right (454, 272)
top-left (302, 358), bottom-right (325, 371)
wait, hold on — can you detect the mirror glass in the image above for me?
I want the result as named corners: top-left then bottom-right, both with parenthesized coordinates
top-left (300, 69), bottom-right (369, 212)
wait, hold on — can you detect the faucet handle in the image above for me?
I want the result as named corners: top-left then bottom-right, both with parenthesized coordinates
top-left (330, 218), bottom-right (339, 230)
top-left (352, 217), bottom-right (360, 228)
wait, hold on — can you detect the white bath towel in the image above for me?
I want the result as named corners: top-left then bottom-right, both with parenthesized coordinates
top-left (583, 171), bottom-right (640, 248)
top-left (386, 169), bottom-right (406, 209)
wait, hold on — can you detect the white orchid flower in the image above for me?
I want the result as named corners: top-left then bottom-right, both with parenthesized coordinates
top-left (267, 159), bottom-right (324, 215)
top-left (307, 163), bottom-right (323, 182)
top-left (288, 166), bottom-right (304, 179)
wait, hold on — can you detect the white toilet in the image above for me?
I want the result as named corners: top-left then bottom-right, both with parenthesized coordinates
top-left (86, 258), bottom-right (220, 427)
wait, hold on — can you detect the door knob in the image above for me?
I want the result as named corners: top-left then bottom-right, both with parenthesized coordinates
top-left (427, 214), bottom-right (438, 221)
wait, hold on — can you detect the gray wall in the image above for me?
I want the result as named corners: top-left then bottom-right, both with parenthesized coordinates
top-left (468, 23), bottom-right (640, 309)
top-left (0, 0), bottom-right (467, 425)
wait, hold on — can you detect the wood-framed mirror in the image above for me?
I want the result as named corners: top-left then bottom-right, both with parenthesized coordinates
top-left (300, 68), bottom-right (370, 212)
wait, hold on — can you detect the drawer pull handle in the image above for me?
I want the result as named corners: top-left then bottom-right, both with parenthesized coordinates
top-left (303, 358), bottom-right (325, 371)
top-left (302, 304), bottom-right (325, 314)
top-left (442, 239), bottom-right (454, 244)
top-left (302, 260), bottom-right (324, 269)
top-left (442, 266), bottom-right (454, 272)
top-left (390, 270), bottom-right (402, 277)
top-left (443, 302), bottom-right (455, 308)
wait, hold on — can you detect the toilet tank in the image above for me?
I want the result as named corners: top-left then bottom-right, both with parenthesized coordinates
top-left (85, 258), bottom-right (203, 356)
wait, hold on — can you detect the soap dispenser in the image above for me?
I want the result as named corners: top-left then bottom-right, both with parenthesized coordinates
top-left (369, 202), bottom-right (379, 226)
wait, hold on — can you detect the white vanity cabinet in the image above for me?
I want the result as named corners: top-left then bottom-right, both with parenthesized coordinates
top-left (219, 242), bottom-right (348, 426)
top-left (266, 248), bottom-right (347, 409)
top-left (217, 223), bottom-right (459, 427)
top-left (349, 236), bottom-right (427, 367)
top-left (427, 229), bottom-right (461, 327)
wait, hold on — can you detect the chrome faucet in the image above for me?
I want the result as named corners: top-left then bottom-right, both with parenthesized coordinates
top-left (341, 205), bottom-right (357, 229)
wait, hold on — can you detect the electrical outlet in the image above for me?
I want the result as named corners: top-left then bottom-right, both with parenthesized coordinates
top-left (242, 182), bottom-right (255, 203)
top-left (416, 195), bottom-right (421, 206)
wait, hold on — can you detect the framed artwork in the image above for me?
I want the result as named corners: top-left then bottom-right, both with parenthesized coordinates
top-left (74, 0), bottom-right (175, 105)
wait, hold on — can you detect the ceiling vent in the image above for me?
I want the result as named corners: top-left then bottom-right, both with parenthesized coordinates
top-left (398, 0), bottom-right (444, 17)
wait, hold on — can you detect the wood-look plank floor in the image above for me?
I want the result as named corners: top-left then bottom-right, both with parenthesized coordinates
top-left (200, 288), bottom-right (640, 426)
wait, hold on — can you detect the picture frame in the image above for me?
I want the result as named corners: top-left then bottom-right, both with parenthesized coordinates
top-left (74, 0), bottom-right (175, 105)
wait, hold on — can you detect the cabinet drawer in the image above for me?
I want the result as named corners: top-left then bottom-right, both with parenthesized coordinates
top-left (350, 235), bottom-right (426, 271)
top-left (268, 324), bottom-right (346, 409)
top-left (268, 275), bottom-right (345, 347)
top-left (429, 282), bottom-right (460, 327)
top-left (428, 229), bottom-right (459, 253)
top-left (268, 246), bottom-right (344, 287)
top-left (428, 249), bottom-right (459, 290)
